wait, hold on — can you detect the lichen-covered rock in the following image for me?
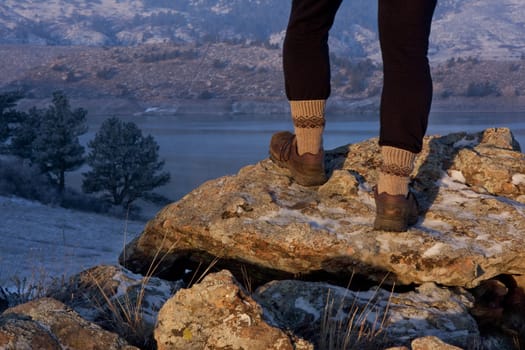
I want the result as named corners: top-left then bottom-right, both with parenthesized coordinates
top-left (154, 270), bottom-right (306, 350)
top-left (449, 128), bottom-right (524, 200)
top-left (0, 313), bottom-right (61, 350)
top-left (120, 128), bottom-right (525, 288)
top-left (253, 280), bottom-right (479, 349)
top-left (2, 297), bottom-right (138, 350)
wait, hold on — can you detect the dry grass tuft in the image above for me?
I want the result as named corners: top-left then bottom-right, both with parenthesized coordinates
top-left (319, 275), bottom-right (393, 350)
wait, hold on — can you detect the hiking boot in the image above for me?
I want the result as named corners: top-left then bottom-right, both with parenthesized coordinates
top-left (373, 187), bottom-right (419, 232)
top-left (269, 131), bottom-right (327, 186)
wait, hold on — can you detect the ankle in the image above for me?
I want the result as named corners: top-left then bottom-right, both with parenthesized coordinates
top-left (377, 174), bottom-right (410, 196)
top-left (377, 146), bottom-right (416, 196)
top-left (290, 100), bottom-right (325, 155)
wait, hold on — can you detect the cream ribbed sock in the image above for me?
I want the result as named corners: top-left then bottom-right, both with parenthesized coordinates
top-left (377, 146), bottom-right (417, 196)
top-left (290, 100), bottom-right (326, 155)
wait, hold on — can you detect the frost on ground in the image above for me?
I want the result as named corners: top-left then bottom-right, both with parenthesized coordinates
top-left (0, 196), bottom-right (146, 287)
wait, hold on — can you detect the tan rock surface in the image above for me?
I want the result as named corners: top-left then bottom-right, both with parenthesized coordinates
top-left (411, 336), bottom-right (464, 350)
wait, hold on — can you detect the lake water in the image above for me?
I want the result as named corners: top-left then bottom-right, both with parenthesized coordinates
top-left (75, 111), bottom-right (525, 208)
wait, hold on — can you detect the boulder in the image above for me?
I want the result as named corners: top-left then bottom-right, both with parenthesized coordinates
top-left (120, 128), bottom-right (525, 288)
top-left (154, 270), bottom-right (311, 350)
top-left (1, 297), bottom-right (138, 349)
top-left (47, 264), bottom-right (183, 348)
top-left (253, 279), bottom-right (479, 349)
top-left (411, 336), bottom-right (464, 350)
top-left (0, 313), bottom-right (61, 350)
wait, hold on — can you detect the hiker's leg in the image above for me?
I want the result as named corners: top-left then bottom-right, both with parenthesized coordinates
top-left (283, 0), bottom-right (342, 155)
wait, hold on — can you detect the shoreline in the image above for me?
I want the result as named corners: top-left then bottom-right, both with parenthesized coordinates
top-left (14, 95), bottom-right (525, 118)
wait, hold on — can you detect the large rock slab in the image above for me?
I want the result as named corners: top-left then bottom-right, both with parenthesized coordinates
top-left (120, 128), bottom-right (525, 288)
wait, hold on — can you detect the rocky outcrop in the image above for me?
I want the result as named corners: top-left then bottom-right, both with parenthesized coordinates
top-left (3, 128), bottom-right (523, 350)
top-left (1, 297), bottom-right (138, 350)
top-left (120, 128), bottom-right (525, 289)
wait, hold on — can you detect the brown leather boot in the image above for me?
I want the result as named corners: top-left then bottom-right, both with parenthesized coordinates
top-left (269, 131), bottom-right (327, 186)
top-left (373, 187), bottom-right (419, 232)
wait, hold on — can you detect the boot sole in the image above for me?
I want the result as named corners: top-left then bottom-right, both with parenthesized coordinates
top-left (374, 214), bottom-right (418, 232)
top-left (373, 216), bottom-right (408, 232)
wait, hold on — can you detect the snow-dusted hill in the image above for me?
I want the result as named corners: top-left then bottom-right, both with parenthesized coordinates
top-left (0, 0), bottom-right (524, 61)
top-left (430, 0), bottom-right (525, 61)
top-left (0, 195), bottom-right (145, 287)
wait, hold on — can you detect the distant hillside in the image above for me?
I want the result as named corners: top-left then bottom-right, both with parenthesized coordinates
top-left (1, 43), bottom-right (523, 116)
top-left (0, 0), bottom-right (524, 61)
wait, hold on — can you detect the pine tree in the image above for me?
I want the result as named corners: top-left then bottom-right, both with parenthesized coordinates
top-left (0, 91), bottom-right (25, 148)
top-left (10, 107), bottom-right (42, 159)
top-left (32, 91), bottom-right (88, 192)
top-left (82, 117), bottom-right (170, 208)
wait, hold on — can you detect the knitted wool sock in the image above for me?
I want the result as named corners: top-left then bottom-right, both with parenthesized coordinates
top-left (290, 100), bottom-right (326, 155)
top-left (377, 146), bottom-right (417, 196)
